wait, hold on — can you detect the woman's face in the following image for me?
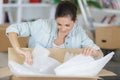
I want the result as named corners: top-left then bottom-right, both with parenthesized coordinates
top-left (56, 16), bottom-right (75, 34)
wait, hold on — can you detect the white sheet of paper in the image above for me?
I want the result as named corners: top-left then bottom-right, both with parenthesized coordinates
top-left (55, 52), bottom-right (114, 77)
top-left (61, 53), bottom-right (95, 69)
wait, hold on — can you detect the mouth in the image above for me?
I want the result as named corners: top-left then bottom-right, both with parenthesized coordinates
top-left (60, 30), bottom-right (67, 33)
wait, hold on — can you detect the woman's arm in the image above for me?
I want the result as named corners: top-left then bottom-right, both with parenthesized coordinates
top-left (6, 19), bottom-right (49, 64)
top-left (8, 32), bottom-right (33, 65)
top-left (8, 32), bottom-right (20, 51)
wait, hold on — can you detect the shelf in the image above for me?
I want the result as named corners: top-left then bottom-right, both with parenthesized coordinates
top-left (21, 3), bottom-right (52, 7)
top-left (93, 22), bottom-right (120, 27)
top-left (2, 3), bottom-right (52, 8)
top-left (93, 22), bottom-right (112, 27)
top-left (0, 0), bottom-right (55, 24)
top-left (90, 8), bottom-right (120, 15)
top-left (90, 8), bottom-right (120, 27)
top-left (79, 0), bottom-right (120, 30)
top-left (3, 4), bottom-right (18, 7)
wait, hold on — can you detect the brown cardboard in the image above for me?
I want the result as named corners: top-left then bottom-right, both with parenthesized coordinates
top-left (95, 26), bottom-right (120, 49)
top-left (0, 67), bottom-right (12, 78)
top-left (6, 48), bottom-right (116, 80)
top-left (0, 24), bottom-right (28, 51)
top-left (11, 76), bottom-right (98, 80)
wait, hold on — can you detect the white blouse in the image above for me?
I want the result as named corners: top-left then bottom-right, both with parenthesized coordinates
top-left (52, 42), bottom-right (65, 48)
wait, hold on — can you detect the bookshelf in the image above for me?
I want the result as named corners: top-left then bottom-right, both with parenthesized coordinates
top-left (0, 0), bottom-right (56, 24)
top-left (90, 8), bottom-right (120, 27)
top-left (78, 0), bottom-right (120, 30)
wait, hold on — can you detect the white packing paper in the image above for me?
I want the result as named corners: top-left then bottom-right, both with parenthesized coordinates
top-left (64, 52), bottom-right (78, 62)
top-left (8, 47), bottom-right (115, 77)
top-left (8, 61), bottom-right (42, 75)
top-left (24, 47), bottom-right (61, 74)
top-left (8, 46), bottom-right (61, 75)
top-left (55, 52), bottom-right (115, 77)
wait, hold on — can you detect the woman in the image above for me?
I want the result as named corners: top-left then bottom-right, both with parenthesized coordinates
top-left (6, 1), bottom-right (103, 64)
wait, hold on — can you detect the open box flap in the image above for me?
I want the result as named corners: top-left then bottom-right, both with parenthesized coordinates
top-left (97, 69), bottom-right (116, 76)
top-left (0, 66), bottom-right (116, 79)
top-left (11, 76), bottom-right (98, 80)
top-left (0, 67), bottom-right (12, 78)
top-left (9, 69), bottom-right (116, 79)
top-left (13, 73), bottom-right (99, 78)
top-left (0, 67), bottom-right (116, 79)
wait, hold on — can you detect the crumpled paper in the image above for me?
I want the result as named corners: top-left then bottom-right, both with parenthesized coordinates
top-left (55, 52), bottom-right (115, 77)
top-left (8, 47), bottom-right (61, 75)
top-left (24, 47), bottom-right (61, 74)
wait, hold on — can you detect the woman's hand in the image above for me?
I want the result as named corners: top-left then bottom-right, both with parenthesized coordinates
top-left (82, 46), bottom-right (103, 59)
top-left (15, 48), bottom-right (33, 65)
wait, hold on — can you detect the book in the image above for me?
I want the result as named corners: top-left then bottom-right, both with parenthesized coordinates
top-left (116, 0), bottom-right (120, 9)
top-left (3, 0), bottom-right (8, 3)
top-left (108, 15), bottom-right (116, 24)
top-left (4, 11), bottom-right (9, 23)
top-left (4, 10), bottom-right (13, 23)
top-left (101, 16), bottom-right (111, 24)
top-left (29, 0), bottom-right (41, 3)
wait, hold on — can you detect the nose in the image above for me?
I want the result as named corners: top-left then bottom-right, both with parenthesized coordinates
top-left (60, 26), bottom-right (66, 31)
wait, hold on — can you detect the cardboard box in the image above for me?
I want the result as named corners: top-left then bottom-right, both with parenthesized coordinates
top-left (0, 48), bottom-right (116, 80)
top-left (0, 24), bottom-right (28, 51)
top-left (0, 67), bottom-right (12, 78)
top-left (95, 26), bottom-right (120, 49)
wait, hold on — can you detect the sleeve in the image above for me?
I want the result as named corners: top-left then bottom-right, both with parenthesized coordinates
top-left (80, 27), bottom-right (100, 50)
top-left (6, 19), bottom-right (44, 37)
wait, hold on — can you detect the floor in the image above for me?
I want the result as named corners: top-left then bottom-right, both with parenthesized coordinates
top-left (0, 51), bottom-right (120, 80)
top-left (0, 52), bottom-right (9, 80)
top-left (0, 52), bottom-right (8, 67)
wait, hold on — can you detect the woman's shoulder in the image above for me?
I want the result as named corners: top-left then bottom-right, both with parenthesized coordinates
top-left (32, 19), bottom-right (56, 33)
top-left (33, 19), bottom-right (55, 25)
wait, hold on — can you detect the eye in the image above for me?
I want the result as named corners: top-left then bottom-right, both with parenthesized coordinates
top-left (57, 23), bottom-right (61, 26)
top-left (65, 24), bottom-right (70, 27)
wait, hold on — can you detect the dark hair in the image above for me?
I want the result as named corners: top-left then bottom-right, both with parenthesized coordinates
top-left (55, 1), bottom-right (77, 22)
